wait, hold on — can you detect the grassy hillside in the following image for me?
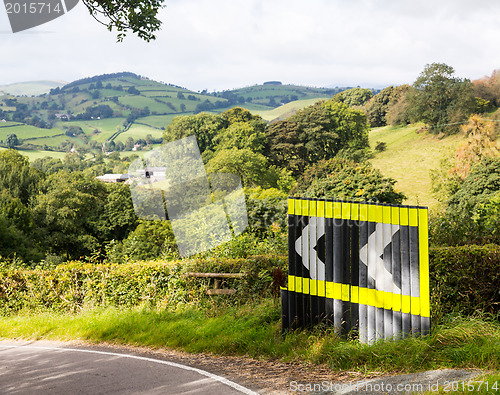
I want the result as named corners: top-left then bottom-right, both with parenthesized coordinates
top-left (369, 125), bottom-right (465, 210)
top-left (0, 73), bottom-right (351, 158)
top-left (254, 97), bottom-right (329, 121)
top-left (0, 80), bottom-right (64, 96)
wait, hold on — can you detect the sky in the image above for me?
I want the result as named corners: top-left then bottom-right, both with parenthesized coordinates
top-left (1, 0), bottom-right (500, 92)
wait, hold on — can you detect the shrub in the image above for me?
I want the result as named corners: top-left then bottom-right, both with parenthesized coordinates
top-left (430, 244), bottom-right (500, 321)
top-left (0, 255), bottom-right (287, 314)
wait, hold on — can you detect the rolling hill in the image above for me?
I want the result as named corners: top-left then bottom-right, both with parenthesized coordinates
top-left (0, 80), bottom-right (65, 96)
top-left (0, 73), bottom-right (348, 157)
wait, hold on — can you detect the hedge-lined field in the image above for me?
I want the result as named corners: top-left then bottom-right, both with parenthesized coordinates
top-left (0, 255), bottom-right (286, 314)
top-left (1, 245), bottom-right (499, 321)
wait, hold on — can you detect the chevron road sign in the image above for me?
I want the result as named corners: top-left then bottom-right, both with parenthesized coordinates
top-left (281, 198), bottom-right (430, 344)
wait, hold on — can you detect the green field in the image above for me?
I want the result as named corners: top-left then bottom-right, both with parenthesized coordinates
top-left (0, 124), bottom-right (62, 140)
top-left (255, 97), bottom-right (328, 121)
top-left (0, 147), bottom-right (69, 161)
top-left (0, 80), bottom-right (64, 96)
top-left (369, 125), bottom-right (465, 210)
top-left (114, 123), bottom-right (163, 142)
top-left (137, 115), bottom-right (177, 129)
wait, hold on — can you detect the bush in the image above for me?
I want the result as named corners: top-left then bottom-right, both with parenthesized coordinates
top-left (290, 158), bottom-right (406, 204)
top-left (0, 255), bottom-right (287, 314)
top-left (430, 244), bottom-right (500, 321)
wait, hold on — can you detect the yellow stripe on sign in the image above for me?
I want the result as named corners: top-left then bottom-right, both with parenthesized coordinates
top-left (393, 292), bottom-right (402, 312)
top-left (401, 294), bottom-right (411, 314)
top-left (310, 279), bottom-right (317, 296)
top-left (376, 204), bottom-right (383, 224)
top-left (333, 202), bottom-right (342, 219)
top-left (341, 284), bottom-right (350, 301)
top-left (301, 199), bottom-right (309, 217)
top-left (375, 290), bottom-right (384, 308)
top-left (351, 285), bottom-right (359, 303)
top-left (303, 278), bottom-right (310, 294)
top-left (333, 283), bottom-right (342, 300)
top-left (409, 208), bottom-right (418, 227)
top-left (295, 276), bottom-right (302, 293)
top-left (411, 296), bottom-right (420, 316)
top-left (288, 199), bottom-right (295, 215)
top-left (309, 199), bottom-right (316, 217)
top-left (325, 201), bottom-right (333, 218)
top-left (391, 206), bottom-right (400, 225)
top-left (342, 202), bottom-right (351, 220)
top-left (294, 199), bottom-right (301, 216)
top-left (326, 282), bottom-right (334, 298)
top-left (418, 208), bottom-right (430, 318)
top-left (367, 288), bottom-right (377, 307)
top-left (351, 203), bottom-right (359, 221)
top-left (367, 204), bottom-right (377, 223)
top-left (286, 277), bottom-right (426, 314)
top-left (400, 207), bottom-right (409, 226)
top-left (317, 200), bottom-right (325, 218)
top-left (383, 205), bottom-right (391, 224)
top-left (359, 203), bottom-right (368, 222)
top-left (358, 287), bottom-right (368, 305)
top-left (318, 279), bottom-right (326, 297)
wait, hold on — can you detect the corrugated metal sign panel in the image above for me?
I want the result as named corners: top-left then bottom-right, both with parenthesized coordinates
top-left (282, 198), bottom-right (430, 343)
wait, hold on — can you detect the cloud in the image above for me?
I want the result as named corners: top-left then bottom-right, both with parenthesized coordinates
top-left (1, 0), bottom-right (499, 90)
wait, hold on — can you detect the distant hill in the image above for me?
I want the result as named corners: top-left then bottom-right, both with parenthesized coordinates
top-left (0, 81), bottom-right (65, 96)
top-left (216, 83), bottom-right (346, 110)
top-left (0, 72), bottom-right (378, 159)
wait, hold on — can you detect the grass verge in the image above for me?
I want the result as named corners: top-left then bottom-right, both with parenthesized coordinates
top-left (1, 300), bottom-right (499, 376)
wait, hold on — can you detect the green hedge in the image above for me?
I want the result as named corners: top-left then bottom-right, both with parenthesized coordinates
top-left (1, 246), bottom-right (499, 319)
top-left (0, 256), bottom-right (287, 314)
top-left (430, 244), bottom-right (500, 319)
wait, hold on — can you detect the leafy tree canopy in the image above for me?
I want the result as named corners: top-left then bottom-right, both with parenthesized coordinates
top-left (82, 0), bottom-right (166, 41)
top-left (407, 63), bottom-right (475, 134)
top-left (332, 87), bottom-right (373, 107)
top-left (206, 148), bottom-right (278, 189)
top-left (290, 158), bottom-right (406, 204)
top-left (265, 100), bottom-right (369, 176)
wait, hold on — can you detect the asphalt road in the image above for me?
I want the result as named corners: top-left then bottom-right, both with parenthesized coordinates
top-left (0, 342), bottom-right (258, 395)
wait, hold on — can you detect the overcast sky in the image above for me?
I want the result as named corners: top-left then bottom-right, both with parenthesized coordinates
top-left (1, 0), bottom-right (500, 91)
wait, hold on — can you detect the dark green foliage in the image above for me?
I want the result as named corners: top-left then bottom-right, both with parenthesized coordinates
top-left (430, 158), bottom-right (500, 246)
top-left (364, 86), bottom-right (395, 127)
top-left (407, 63), bottom-right (475, 134)
top-left (374, 141), bottom-right (387, 152)
top-left (430, 244), bottom-right (500, 319)
top-left (332, 87), bottom-right (374, 107)
top-left (0, 150), bottom-right (43, 205)
top-left (290, 158), bottom-right (406, 204)
top-left (448, 157), bottom-right (500, 213)
top-left (0, 255), bottom-right (286, 313)
top-left (265, 101), bottom-right (369, 176)
top-left (106, 220), bottom-right (177, 263)
top-left (6, 133), bottom-right (20, 148)
top-left (244, 188), bottom-right (288, 233)
top-left (82, 0), bottom-right (165, 41)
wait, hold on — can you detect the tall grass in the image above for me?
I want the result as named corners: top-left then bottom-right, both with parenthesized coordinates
top-left (1, 300), bottom-right (499, 374)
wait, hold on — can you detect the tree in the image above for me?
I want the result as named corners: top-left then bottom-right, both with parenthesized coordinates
top-left (473, 69), bottom-right (500, 108)
top-left (206, 148), bottom-right (278, 188)
top-left (6, 134), bottom-right (20, 148)
top-left (450, 115), bottom-right (499, 180)
top-left (265, 100), bottom-right (369, 176)
top-left (34, 172), bottom-right (108, 259)
top-left (290, 158), bottom-right (406, 204)
top-left (82, 0), bottom-right (166, 41)
top-left (0, 150), bottom-right (43, 205)
top-left (333, 87), bottom-right (373, 107)
top-left (407, 63), bottom-right (475, 134)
